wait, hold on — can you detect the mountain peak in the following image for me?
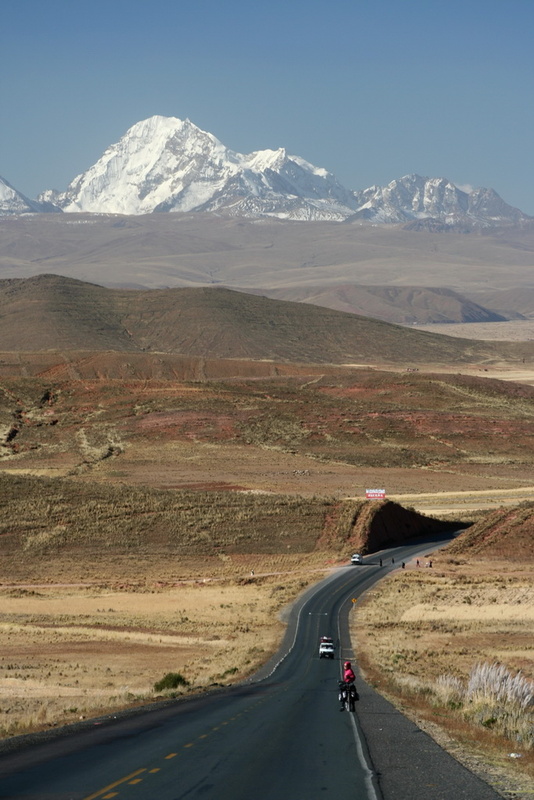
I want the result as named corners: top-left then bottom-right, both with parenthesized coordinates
top-left (39, 117), bottom-right (355, 220)
top-left (0, 116), bottom-right (529, 227)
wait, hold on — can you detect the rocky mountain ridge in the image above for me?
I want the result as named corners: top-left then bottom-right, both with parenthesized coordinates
top-left (350, 174), bottom-right (527, 227)
top-left (2, 116), bottom-right (531, 228)
top-left (0, 176), bottom-right (59, 216)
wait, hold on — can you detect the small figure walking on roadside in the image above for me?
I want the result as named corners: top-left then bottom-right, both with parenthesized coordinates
top-left (391, 557), bottom-right (395, 564)
top-left (416, 559), bottom-right (420, 567)
top-left (379, 558), bottom-right (383, 567)
top-left (429, 560), bottom-right (432, 568)
top-left (401, 562), bottom-right (405, 569)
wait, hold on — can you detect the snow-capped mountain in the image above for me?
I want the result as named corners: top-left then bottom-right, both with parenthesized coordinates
top-left (6, 114), bottom-right (530, 227)
top-left (40, 116), bottom-right (358, 221)
top-left (0, 175), bottom-right (59, 215)
top-left (350, 174), bottom-right (528, 227)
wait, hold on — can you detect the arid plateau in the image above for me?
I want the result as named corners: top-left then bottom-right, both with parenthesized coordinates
top-left (0, 257), bottom-right (533, 796)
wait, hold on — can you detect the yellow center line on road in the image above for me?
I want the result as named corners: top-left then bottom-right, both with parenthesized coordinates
top-left (82, 698), bottom-right (263, 798)
top-left (82, 768), bottom-right (146, 800)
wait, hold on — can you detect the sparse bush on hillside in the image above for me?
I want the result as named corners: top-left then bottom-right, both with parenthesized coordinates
top-left (154, 672), bottom-right (189, 692)
top-left (446, 502), bottom-right (534, 560)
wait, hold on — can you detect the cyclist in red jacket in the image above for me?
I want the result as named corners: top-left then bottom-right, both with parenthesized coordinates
top-left (339, 661), bottom-right (357, 711)
top-left (343, 660), bottom-right (356, 684)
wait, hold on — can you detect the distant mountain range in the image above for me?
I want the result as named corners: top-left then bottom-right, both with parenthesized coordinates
top-left (2, 116), bottom-right (531, 228)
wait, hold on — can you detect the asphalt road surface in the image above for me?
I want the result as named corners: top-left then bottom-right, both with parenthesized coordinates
top-left (0, 536), bottom-right (503, 800)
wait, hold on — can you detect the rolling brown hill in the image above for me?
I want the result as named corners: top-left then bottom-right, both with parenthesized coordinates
top-left (467, 287), bottom-right (534, 319)
top-left (0, 274), bottom-right (531, 366)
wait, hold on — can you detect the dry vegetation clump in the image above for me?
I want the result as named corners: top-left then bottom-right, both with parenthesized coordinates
top-left (428, 663), bottom-right (534, 748)
top-left (352, 553), bottom-right (534, 782)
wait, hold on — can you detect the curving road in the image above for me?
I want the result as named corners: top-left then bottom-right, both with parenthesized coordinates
top-left (0, 537), bottom-right (502, 800)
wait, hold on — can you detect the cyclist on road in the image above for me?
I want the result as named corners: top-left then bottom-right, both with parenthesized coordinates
top-left (339, 661), bottom-right (357, 711)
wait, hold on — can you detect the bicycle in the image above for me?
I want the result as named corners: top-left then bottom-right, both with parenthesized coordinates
top-left (338, 680), bottom-right (358, 712)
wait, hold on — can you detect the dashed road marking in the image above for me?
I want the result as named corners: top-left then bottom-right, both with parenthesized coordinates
top-left (82, 769), bottom-right (146, 800)
top-left (82, 696), bottom-right (267, 798)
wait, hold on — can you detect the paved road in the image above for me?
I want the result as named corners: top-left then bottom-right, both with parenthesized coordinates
top-left (0, 537), bottom-right (502, 800)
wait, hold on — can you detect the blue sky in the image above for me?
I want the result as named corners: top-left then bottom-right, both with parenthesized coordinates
top-left (3, 0), bottom-right (534, 213)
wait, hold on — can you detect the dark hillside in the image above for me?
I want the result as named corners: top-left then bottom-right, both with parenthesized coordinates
top-left (319, 498), bottom-right (460, 553)
top-left (0, 275), bottom-right (530, 365)
top-left (0, 275), bottom-right (135, 351)
top-left (467, 287), bottom-right (534, 319)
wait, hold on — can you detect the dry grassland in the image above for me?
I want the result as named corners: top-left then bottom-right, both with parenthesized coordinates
top-left (415, 319), bottom-right (534, 343)
top-left (387, 487), bottom-right (534, 516)
top-left (0, 554), bottom-right (329, 739)
top-left (352, 554), bottom-right (534, 788)
top-left (0, 348), bottom-right (533, 800)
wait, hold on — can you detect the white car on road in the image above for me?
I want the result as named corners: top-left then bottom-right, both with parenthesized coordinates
top-left (319, 641), bottom-right (335, 659)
